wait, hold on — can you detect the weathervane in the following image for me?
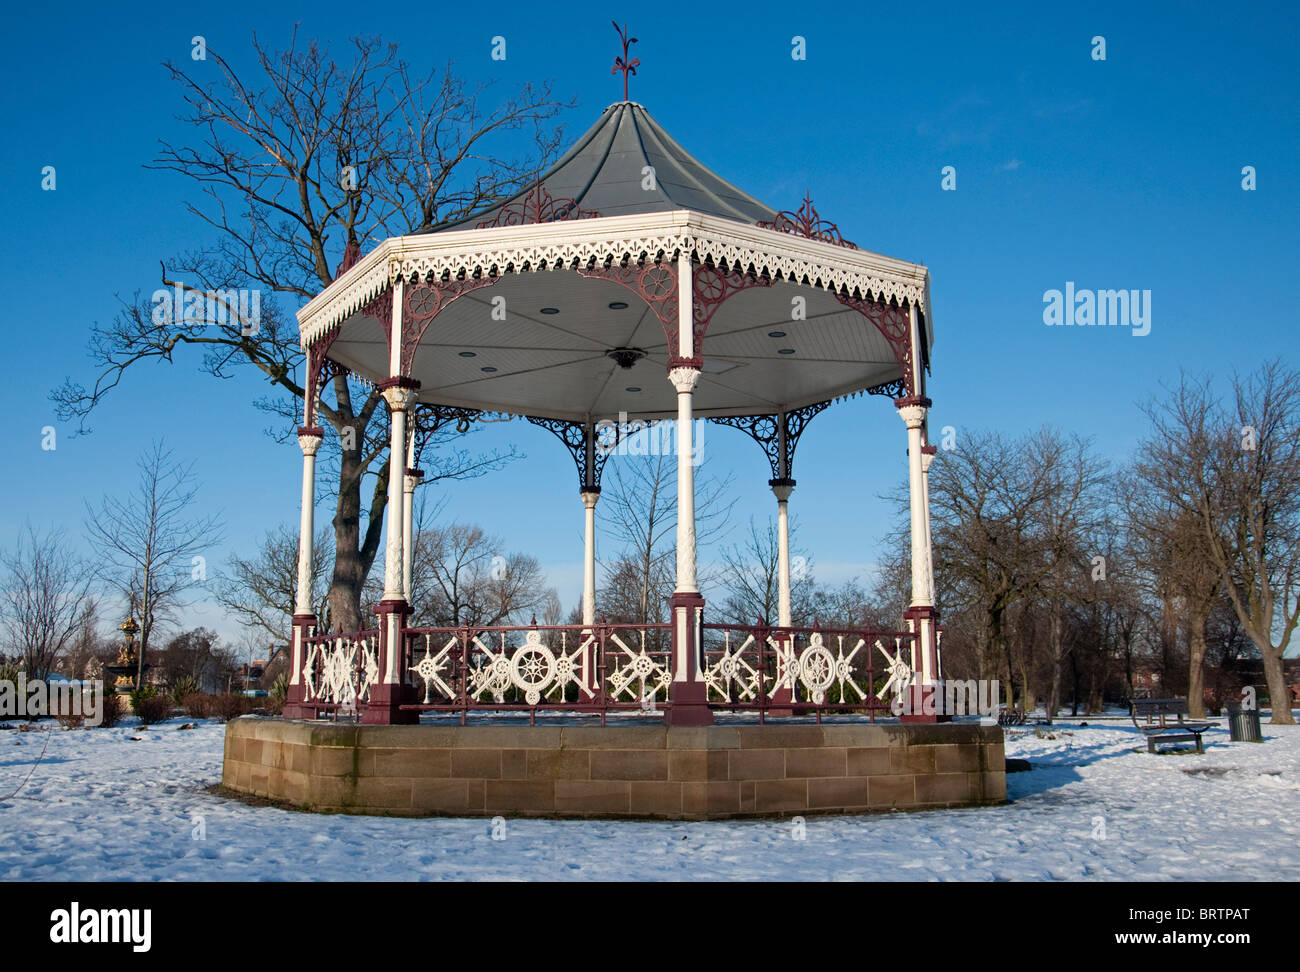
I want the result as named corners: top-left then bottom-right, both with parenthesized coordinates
top-left (611, 22), bottom-right (639, 101)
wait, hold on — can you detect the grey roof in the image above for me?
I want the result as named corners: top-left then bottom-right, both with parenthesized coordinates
top-left (425, 102), bottom-right (778, 232)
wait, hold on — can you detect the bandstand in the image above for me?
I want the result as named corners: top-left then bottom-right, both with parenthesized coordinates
top-left (223, 51), bottom-right (1005, 818)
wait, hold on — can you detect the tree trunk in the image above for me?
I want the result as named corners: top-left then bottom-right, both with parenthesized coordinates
top-left (1261, 645), bottom-right (1296, 724)
top-left (1186, 611), bottom-right (1208, 719)
top-left (1045, 608), bottom-right (1062, 724)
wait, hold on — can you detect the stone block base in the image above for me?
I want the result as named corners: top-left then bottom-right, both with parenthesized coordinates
top-left (221, 718), bottom-right (1006, 820)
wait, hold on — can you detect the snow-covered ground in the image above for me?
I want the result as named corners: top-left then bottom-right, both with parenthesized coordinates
top-left (1, 716), bottom-right (1297, 880)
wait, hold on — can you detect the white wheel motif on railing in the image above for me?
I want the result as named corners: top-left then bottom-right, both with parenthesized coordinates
top-left (412, 634), bottom-right (457, 703)
top-left (875, 638), bottom-right (912, 701)
top-left (607, 630), bottom-right (670, 702)
top-left (509, 630), bottom-right (556, 705)
top-left (704, 632), bottom-right (763, 702)
top-left (797, 635), bottom-right (837, 704)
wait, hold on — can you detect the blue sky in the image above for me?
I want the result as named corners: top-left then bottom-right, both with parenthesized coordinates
top-left (1, 0), bottom-right (1297, 646)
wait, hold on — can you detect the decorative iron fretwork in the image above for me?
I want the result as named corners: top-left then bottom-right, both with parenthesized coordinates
top-left (526, 415), bottom-right (644, 492)
top-left (578, 259), bottom-right (679, 354)
top-left (693, 263), bottom-right (773, 350)
top-left (335, 239), bottom-right (362, 278)
top-left (710, 413), bottom-right (779, 479)
top-left (476, 184), bottom-right (600, 229)
top-left (527, 417), bottom-right (592, 491)
top-left (611, 22), bottom-right (640, 102)
top-left (301, 630), bottom-right (379, 709)
top-left (708, 399), bottom-right (831, 482)
top-left (408, 403), bottom-right (502, 470)
top-left (303, 330), bottom-right (344, 429)
top-left (865, 376), bottom-right (907, 399)
top-left (361, 287), bottom-right (395, 351)
top-left (758, 193), bottom-right (858, 249)
top-left (400, 274), bottom-right (499, 376)
top-left (699, 622), bottom-right (903, 715)
top-left (834, 292), bottom-right (915, 397)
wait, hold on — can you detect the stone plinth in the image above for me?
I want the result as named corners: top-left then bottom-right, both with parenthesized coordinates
top-left (221, 718), bottom-right (1005, 820)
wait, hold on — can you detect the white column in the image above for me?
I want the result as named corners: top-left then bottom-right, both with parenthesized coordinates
top-left (581, 490), bottom-right (600, 626)
top-left (920, 446), bottom-right (936, 611)
top-left (772, 482), bottom-right (794, 627)
top-left (291, 429), bottom-right (323, 689)
top-left (402, 430), bottom-right (419, 602)
top-left (898, 402), bottom-right (932, 609)
top-left (381, 388), bottom-right (414, 603)
top-left (402, 472), bottom-right (417, 602)
top-left (294, 432), bottom-right (322, 616)
top-left (669, 367), bottom-right (701, 593)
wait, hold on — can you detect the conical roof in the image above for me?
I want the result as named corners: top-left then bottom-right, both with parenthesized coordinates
top-left (425, 102), bottom-right (777, 232)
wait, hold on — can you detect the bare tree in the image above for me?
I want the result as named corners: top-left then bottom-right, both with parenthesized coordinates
top-left (1120, 463), bottom-right (1221, 716)
top-left (0, 525), bottom-right (97, 678)
top-left (596, 452), bottom-right (734, 625)
top-left (718, 515), bottom-right (814, 625)
top-left (215, 525), bottom-right (332, 647)
top-left (1140, 362), bottom-right (1300, 723)
top-left (84, 442), bottom-right (223, 688)
top-left (929, 427), bottom-right (1107, 709)
top-left (409, 516), bottom-right (554, 628)
top-left (52, 31), bottom-right (570, 633)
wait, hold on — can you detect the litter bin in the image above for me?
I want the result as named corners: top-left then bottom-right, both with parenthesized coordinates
top-left (1226, 701), bottom-right (1262, 742)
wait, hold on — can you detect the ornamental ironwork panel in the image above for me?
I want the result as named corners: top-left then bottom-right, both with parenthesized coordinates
top-left (692, 263), bottom-right (773, 349)
top-left (300, 629), bottom-right (380, 711)
top-left (476, 184), bottom-right (600, 229)
top-left (834, 293), bottom-right (915, 397)
top-left (400, 274), bottom-right (499, 377)
top-left (578, 260), bottom-right (679, 355)
top-left (403, 622), bottom-right (673, 714)
top-left (758, 193), bottom-right (858, 249)
top-left (526, 416), bottom-right (641, 492)
top-left (700, 623), bottom-right (908, 714)
top-left (708, 399), bottom-right (831, 482)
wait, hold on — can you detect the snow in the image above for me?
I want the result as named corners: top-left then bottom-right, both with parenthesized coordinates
top-left (2, 716), bottom-right (1297, 881)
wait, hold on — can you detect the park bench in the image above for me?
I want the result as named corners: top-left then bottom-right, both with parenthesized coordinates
top-left (997, 706), bottom-right (1027, 727)
top-left (1130, 698), bottom-right (1212, 754)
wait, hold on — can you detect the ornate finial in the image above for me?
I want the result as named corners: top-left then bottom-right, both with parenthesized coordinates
top-left (757, 192), bottom-right (858, 249)
top-left (611, 22), bottom-right (639, 101)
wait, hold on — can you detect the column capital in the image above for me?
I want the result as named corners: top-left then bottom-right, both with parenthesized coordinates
top-left (297, 427), bottom-right (324, 456)
top-left (668, 366), bottom-right (701, 393)
top-left (770, 480), bottom-right (795, 502)
top-left (897, 402), bottom-right (929, 429)
top-left (580, 489), bottom-right (601, 509)
top-left (379, 376), bottom-right (420, 411)
top-left (403, 468), bottom-right (423, 492)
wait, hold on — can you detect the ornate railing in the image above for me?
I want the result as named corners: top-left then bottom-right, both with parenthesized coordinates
top-left (700, 623), bottom-right (915, 721)
top-left (300, 628), bottom-right (381, 715)
top-left (402, 622), bottom-right (672, 724)
top-left (296, 620), bottom-right (918, 723)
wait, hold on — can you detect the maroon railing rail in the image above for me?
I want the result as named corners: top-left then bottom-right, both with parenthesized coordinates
top-left (294, 620), bottom-right (916, 724)
top-left (700, 622), bottom-right (914, 723)
top-left (401, 622), bottom-right (672, 725)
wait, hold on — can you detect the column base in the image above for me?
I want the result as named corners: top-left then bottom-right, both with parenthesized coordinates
top-left (363, 599), bottom-right (417, 725)
top-left (665, 679), bottom-right (714, 726)
top-left (362, 682), bottom-right (419, 725)
top-left (667, 591), bottom-right (712, 726)
top-left (896, 683), bottom-right (954, 724)
top-left (284, 613), bottom-right (317, 720)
